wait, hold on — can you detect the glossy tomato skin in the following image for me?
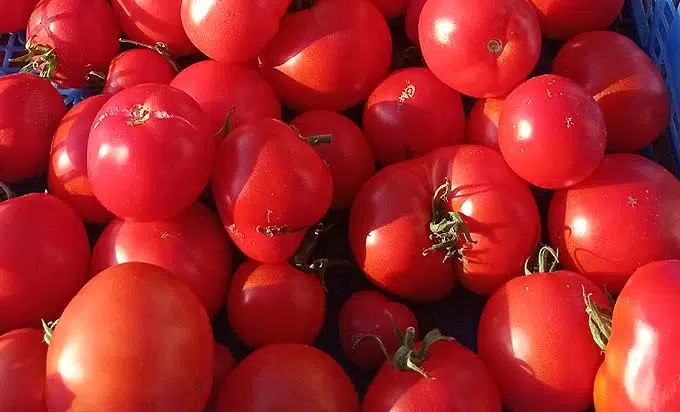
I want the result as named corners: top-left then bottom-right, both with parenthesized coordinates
top-left (498, 74), bottom-right (607, 189)
top-left (290, 110), bottom-right (375, 209)
top-left (90, 202), bottom-right (233, 317)
top-left (260, 0), bottom-right (392, 111)
top-left (0, 194), bottom-right (90, 334)
top-left (363, 67), bottom-right (466, 166)
top-left (87, 83), bottom-right (215, 221)
top-left (212, 118), bottom-right (333, 264)
top-left (46, 262), bottom-right (214, 412)
top-left (548, 154), bottom-right (680, 294)
top-left (103, 49), bottom-right (177, 94)
top-left (478, 271), bottom-right (609, 412)
top-left (419, 0), bottom-right (541, 98)
top-left (404, 0), bottom-right (426, 45)
top-left (205, 342), bottom-right (236, 412)
top-left (553, 31), bottom-right (670, 152)
top-left (369, 0), bottom-right (409, 19)
top-left (0, 0), bottom-right (39, 32)
top-left (0, 73), bottom-right (66, 183)
top-left (594, 260), bottom-right (680, 411)
top-left (217, 343), bottom-right (360, 412)
top-left (0, 328), bottom-right (47, 412)
top-left (363, 340), bottom-right (502, 412)
top-left (465, 97), bottom-right (505, 151)
top-left (528, 0), bottom-right (624, 40)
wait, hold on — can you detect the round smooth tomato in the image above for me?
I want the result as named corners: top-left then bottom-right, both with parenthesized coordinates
top-left (553, 30), bottom-right (670, 152)
top-left (290, 110), bottom-right (375, 209)
top-left (259, 0), bottom-right (392, 111)
top-left (216, 343), bottom-right (360, 412)
top-left (0, 0), bottom-right (39, 32)
top-left (0, 328), bottom-right (47, 412)
top-left (90, 202), bottom-right (232, 317)
top-left (87, 83), bottom-right (215, 221)
top-left (211, 118), bottom-right (333, 263)
top-left (368, 0), bottom-right (409, 19)
top-left (465, 97), bottom-right (505, 151)
top-left (404, 0), bottom-right (426, 45)
top-left (498, 74), bottom-right (607, 189)
top-left (0, 73), bottom-right (66, 183)
top-left (548, 154), bottom-right (680, 294)
top-left (419, 0), bottom-right (541, 98)
top-left (528, 0), bottom-right (624, 40)
top-left (46, 262), bottom-right (214, 412)
top-left (205, 342), bottom-right (236, 412)
top-left (362, 67), bottom-right (466, 166)
top-left (102, 49), bottom-right (177, 94)
top-left (0, 193), bottom-right (90, 334)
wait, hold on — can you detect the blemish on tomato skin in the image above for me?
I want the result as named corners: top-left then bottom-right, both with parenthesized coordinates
top-left (566, 117), bottom-right (575, 128)
top-left (398, 81), bottom-right (416, 104)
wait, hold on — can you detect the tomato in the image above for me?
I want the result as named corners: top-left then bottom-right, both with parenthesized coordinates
top-left (349, 145), bottom-right (540, 300)
top-left (205, 342), bottom-right (236, 412)
top-left (0, 0), bottom-right (39, 32)
top-left (594, 260), bottom-right (680, 411)
top-left (465, 97), bottom-right (505, 151)
top-left (87, 83), bottom-right (215, 221)
top-left (0, 328), bottom-right (47, 412)
top-left (181, 0), bottom-right (290, 63)
top-left (0, 193), bottom-right (90, 334)
top-left (0, 73), bottom-right (66, 183)
top-left (216, 343), bottom-right (360, 412)
top-left (553, 31), bottom-right (671, 152)
top-left (46, 262), bottom-right (214, 412)
top-left (548, 154), bottom-right (680, 294)
top-left (211, 118), bottom-right (333, 263)
top-left (498, 74), bottom-right (607, 189)
top-left (419, 0), bottom-right (541, 98)
top-left (368, 0), bottom-right (409, 19)
top-left (48, 94), bottom-right (113, 225)
top-left (338, 290), bottom-right (419, 369)
top-left (528, 0), bottom-right (624, 40)
top-left (102, 49), bottom-right (177, 94)
top-left (363, 67), bottom-right (466, 166)
top-left (404, 0), bottom-right (426, 45)
top-left (26, 0), bottom-right (120, 88)
top-left (90, 202), bottom-right (232, 317)
top-left (170, 60), bottom-right (282, 136)
top-left (259, 0), bottom-right (392, 111)
top-left (290, 110), bottom-right (375, 209)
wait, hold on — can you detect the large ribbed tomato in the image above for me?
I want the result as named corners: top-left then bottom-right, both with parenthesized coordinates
top-left (102, 49), bottom-right (177, 94)
top-left (0, 328), bottom-right (47, 412)
top-left (528, 0), bottom-right (624, 40)
top-left (0, 0), bottom-right (39, 32)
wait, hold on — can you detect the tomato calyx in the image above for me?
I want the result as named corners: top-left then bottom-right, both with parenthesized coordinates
top-left (583, 287), bottom-right (613, 352)
top-left (10, 36), bottom-right (58, 80)
top-left (214, 107), bottom-right (237, 140)
top-left (0, 182), bottom-right (13, 203)
top-left (118, 38), bottom-right (180, 73)
top-left (523, 244), bottom-right (560, 275)
top-left (41, 319), bottom-right (59, 345)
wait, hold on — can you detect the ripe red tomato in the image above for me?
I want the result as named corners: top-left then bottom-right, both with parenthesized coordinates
top-left (87, 83), bottom-right (215, 221)
top-left (259, 0), bottom-right (392, 111)
top-left (338, 290), bottom-right (419, 369)
top-left (90, 202), bottom-right (233, 317)
top-left (181, 0), bottom-right (290, 63)
top-left (594, 260), bottom-right (680, 411)
top-left (205, 342), bottom-right (236, 412)
top-left (368, 0), bottom-right (409, 19)
top-left (548, 154), bottom-right (680, 294)
top-left (0, 193), bottom-right (90, 334)
top-left (26, 0), bottom-right (120, 88)
top-left (290, 110), bottom-right (375, 209)
top-left (102, 49), bottom-right (177, 94)
top-left (211, 118), bottom-right (333, 263)
top-left (0, 328), bottom-right (47, 412)
top-left (0, 73), bottom-right (66, 183)
top-left (404, 0), bottom-right (426, 45)
top-left (0, 0), bottom-right (39, 32)
top-left (46, 262), bottom-right (214, 412)
top-left (553, 31), bottom-right (671, 152)
top-left (465, 97), bottom-right (505, 151)
top-left (419, 0), bottom-right (541, 98)
top-left (48, 94), bottom-right (113, 225)
top-left (498, 74), bottom-right (607, 189)
top-left (217, 343), bottom-right (360, 412)
top-left (528, 0), bottom-right (624, 40)
top-left (350, 145), bottom-right (540, 300)
top-left (363, 67), bottom-right (466, 166)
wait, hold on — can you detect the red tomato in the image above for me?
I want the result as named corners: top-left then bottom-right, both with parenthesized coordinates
top-left (290, 110), bottom-right (375, 209)
top-left (0, 73), bottom-right (66, 183)
top-left (404, 0), bottom-right (426, 45)
top-left (553, 31), bottom-right (671, 152)
top-left (419, 0), bottom-right (541, 98)
top-left (87, 83), bottom-right (215, 221)
top-left (594, 260), bottom-right (680, 411)
top-left (549, 154), bottom-right (680, 294)
top-left (48, 94), bottom-right (113, 225)
top-left (368, 0), bottom-right (409, 19)
top-left (528, 0), bottom-right (624, 40)
top-left (498, 74), bottom-right (607, 189)
top-left (465, 97), bottom-right (505, 151)
top-left (338, 290), bottom-right (419, 369)
top-left (227, 260), bottom-right (325, 349)
top-left (0, 194), bottom-right (90, 334)
top-left (0, 0), bottom-right (39, 32)
top-left (260, 0), bottom-right (392, 111)
top-left (181, 0), bottom-right (290, 63)
top-left (90, 202), bottom-right (233, 317)
top-left (211, 118), bottom-right (333, 263)
top-left (26, 0), bottom-right (120, 88)
top-left (205, 342), bottom-right (236, 412)
top-left (217, 343), bottom-right (360, 412)
top-left (349, 145), bottom-right (540, 300)
top-left (46, 262), bottom-right (214, 412)
top-left (102, 49), bottom-right (177, 94)
top-left (363, 67), bottom-right (466, 166)
top-left (0, 328), bottom-right (47, 412)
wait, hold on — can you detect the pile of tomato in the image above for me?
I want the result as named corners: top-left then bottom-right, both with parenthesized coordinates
top-left (1, 0), bottom-right (679, 411)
